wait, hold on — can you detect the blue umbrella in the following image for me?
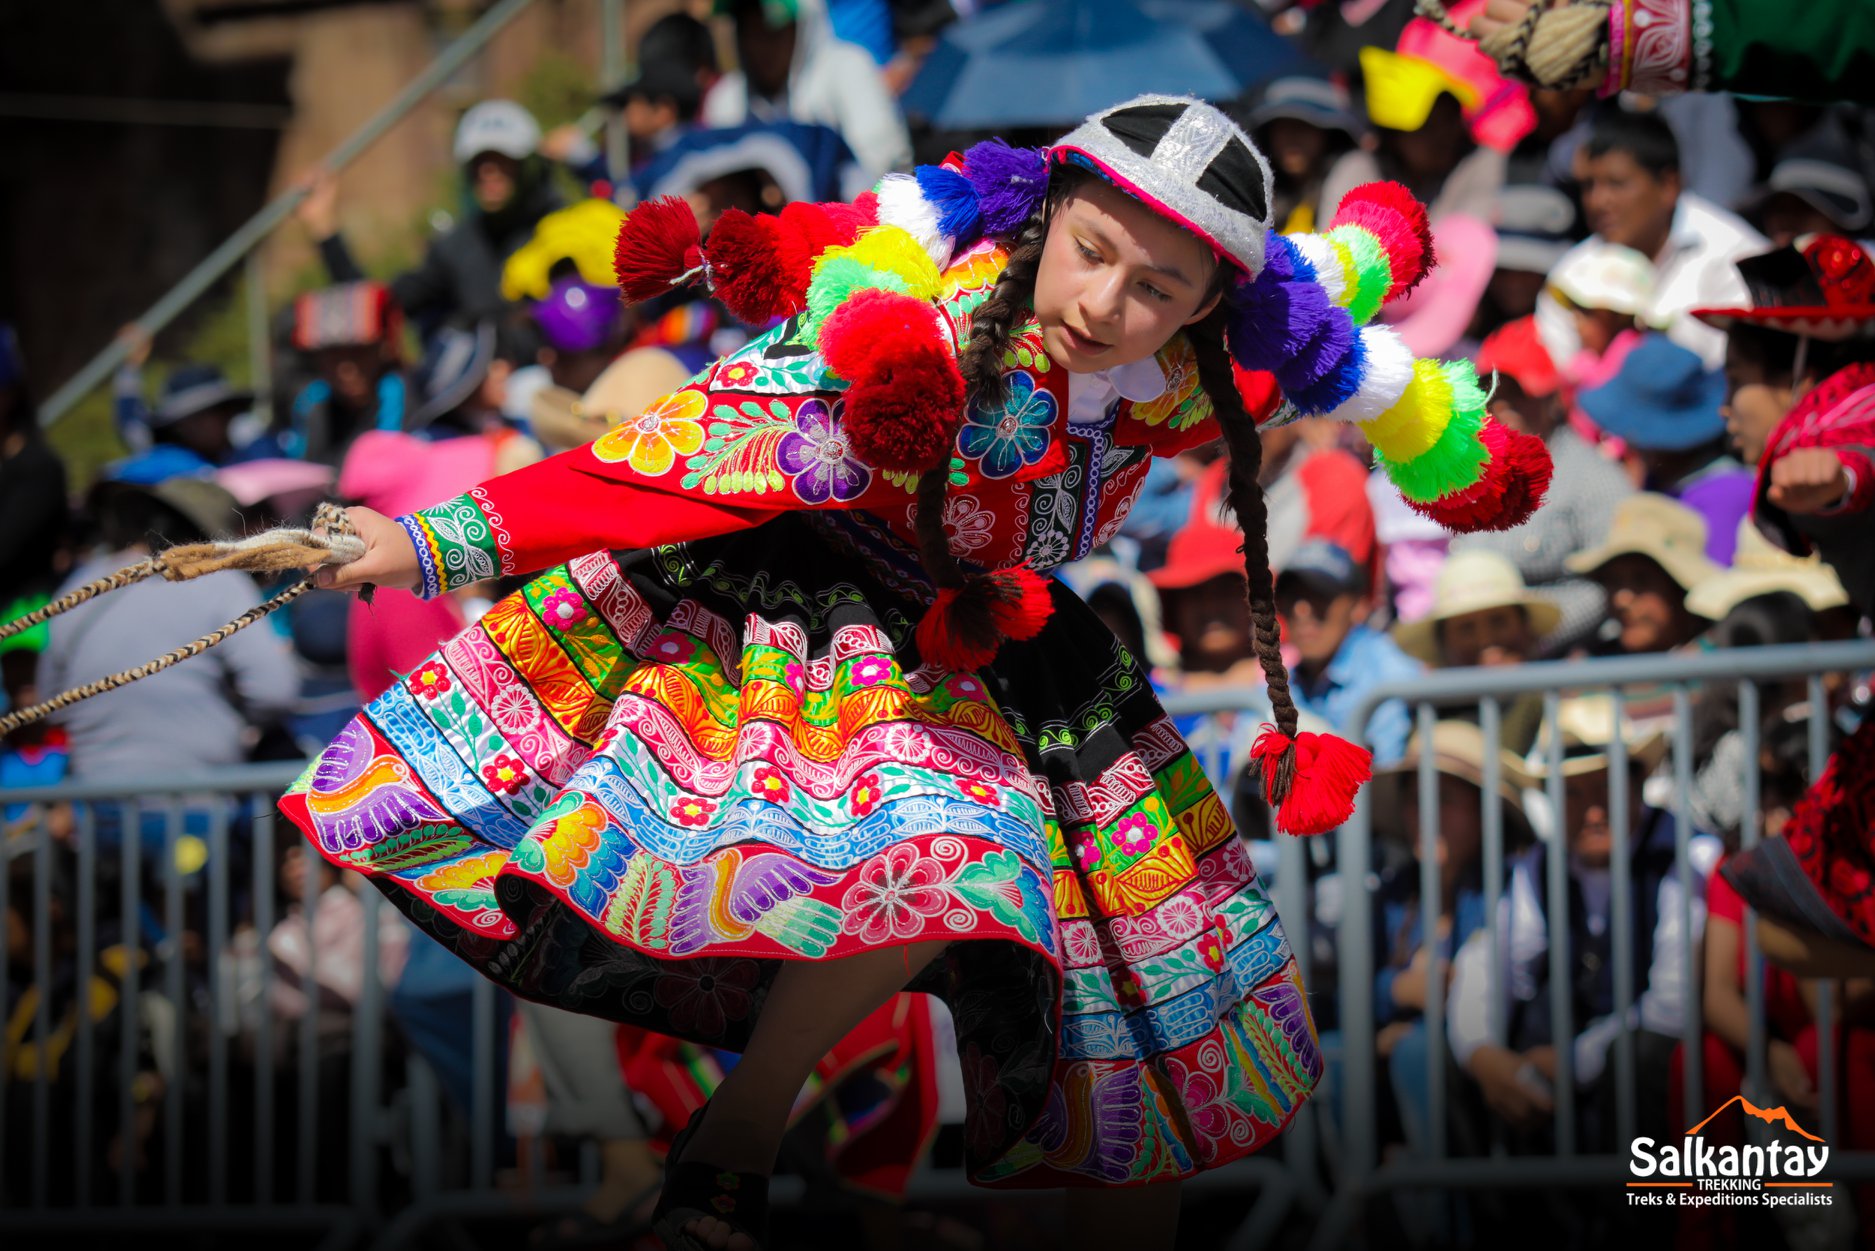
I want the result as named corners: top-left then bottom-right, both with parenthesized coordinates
top-left (902, 0), bottom-right (1315, 131)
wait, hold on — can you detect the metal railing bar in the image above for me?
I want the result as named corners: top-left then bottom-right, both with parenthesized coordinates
top-left (1542, 689), bottom-right (1575, 1156)
top-left (1670, 688), bottom-right (1702, 1140)
top-left (32, 822), bottom-right (53, 1208)
top-left (74, 805), bottom-right (97, 1209)
top-left (208, 803), bottom-right (231, 1207)
top-left (1739, 681), bottom-right (1767, 1108)
top-left (164, 799), bottom-right (184, 1207)
top-left (253, 798), bottom-right (277, 1205)
top-left (37, 0), bottom-right (545, 426)
top-left (1414, 701), bottom-right (1446, 1161)
top-left (118, 800), bottom-right (139, 1206)
top-left (0, 762), bottom-right (309, 804)
top-left (1608, 690), bottom-right (1635, 1152)
top-left (1808, 674), bottom-right (1838, 1146)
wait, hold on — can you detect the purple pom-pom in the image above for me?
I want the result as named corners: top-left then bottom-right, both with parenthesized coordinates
top-left (963, 140), bottom-right (1049, 236)
top-left (1226, 277), bottom-right (1332, 373)
top-left (1276, 304), bottom-right (1356, 393)
top-left (1288, 324), bottom-right (1367, 414)
top-left (1260, 232), bottom-right (1316, 285)
top-left (914, 165), bottom-right (982, 242)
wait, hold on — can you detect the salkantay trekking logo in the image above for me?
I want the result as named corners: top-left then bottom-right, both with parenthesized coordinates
top-left (1627, 1095), bottom-right (1833, 1209)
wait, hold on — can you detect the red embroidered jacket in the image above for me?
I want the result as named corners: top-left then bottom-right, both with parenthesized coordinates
top-left (399, 242), bottom-right (1263, 599)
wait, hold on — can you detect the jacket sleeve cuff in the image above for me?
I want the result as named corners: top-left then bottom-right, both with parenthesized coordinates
top-left (1607, 0), bottom-right (1700, 97)
top-left (397, 491), bottom-right (507, 599)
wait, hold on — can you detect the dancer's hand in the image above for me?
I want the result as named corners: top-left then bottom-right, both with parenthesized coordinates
top-left (314, 506), bottom-right (422, 593)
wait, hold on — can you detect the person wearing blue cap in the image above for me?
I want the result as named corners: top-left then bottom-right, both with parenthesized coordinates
top-left (110, 350), bottom-right (286, 483)
top-left (1275, 539), bottom-right (1424, 766)
top-left (1578, 332), bottom-right (1756, 564)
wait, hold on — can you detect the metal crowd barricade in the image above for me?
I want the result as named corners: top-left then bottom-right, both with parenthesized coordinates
top-left (1312, 637), bottom-right (1875, 1251)
top-left (4, 639), bottom-right (1871, 1248)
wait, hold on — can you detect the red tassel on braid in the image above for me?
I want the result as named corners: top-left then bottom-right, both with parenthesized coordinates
top-left (614, 196), bottom-right (705, 303)
top-left (1250, 727), bottom-right (1374, 837)
top-left (915, 565), bottom-right (1053, 672)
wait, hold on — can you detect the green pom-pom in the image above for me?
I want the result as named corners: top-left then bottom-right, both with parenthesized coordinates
top-left (803, 257), bottom-right (910, 339)
top-left (1333, 226), bottom-right (1393, 326)
top-left (1378, 361), bottom-right (1490, 502)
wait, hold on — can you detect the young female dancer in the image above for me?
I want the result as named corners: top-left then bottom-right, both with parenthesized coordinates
top-left (285, 94), bottom-right (1549, 1250)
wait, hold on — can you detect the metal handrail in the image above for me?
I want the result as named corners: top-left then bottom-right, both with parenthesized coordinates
top-left (36, 0), bottom-right (546, 427)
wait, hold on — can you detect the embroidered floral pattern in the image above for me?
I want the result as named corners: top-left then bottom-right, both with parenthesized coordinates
top-left (958, 778), bottom-right (1001, 807)
top-left (942, 492), bottom-right (996, 554)
top-left (849, 771), bottom-right (884, 818)
top-left (841, 844), bottom-right (951, 943)
top-left (592, 387), bottom-right (709, 476)
top-left (960, 371), bottom-right (1056, 479)
top-left (482, 753), bottom-right (528, 796)
top-left (540, 588), bottom-right (588, 631)
top-left (776, 398), bottom-right (871, 504)
top-left (409, 662), bottom-right (452, 699)
top-left (850, 656), bottom-right (893, 688)
top-left (751, 765), bottom-right (791, 804)
top-left (1114, 814), bottom-right (1157, 858)
top-left (670, 795), bottom-right (717, 827)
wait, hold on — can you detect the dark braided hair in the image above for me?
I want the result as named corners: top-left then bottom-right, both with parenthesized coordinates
top-left (908, 169), bottom-right (1075, 595)
top-left (1185, 314), bottom-right (1301, 750)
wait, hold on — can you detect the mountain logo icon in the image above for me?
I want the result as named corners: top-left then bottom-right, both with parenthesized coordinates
top-left (1685, 1095), bottom-right (1824, 1143)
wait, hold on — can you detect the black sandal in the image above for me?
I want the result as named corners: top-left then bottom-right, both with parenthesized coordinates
top-left (652, 1105), bottom-right (771, 1251)
top-left (527, 1179), bottom-right (662, 1250)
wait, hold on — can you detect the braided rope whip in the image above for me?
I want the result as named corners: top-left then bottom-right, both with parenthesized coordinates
top-left (1415, 0), bottom-right (1613, 92)
top-left (0, 502), bottom-right (365, 736)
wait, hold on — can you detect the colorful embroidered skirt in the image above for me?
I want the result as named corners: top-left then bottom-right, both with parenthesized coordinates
top-left (281, 513), bottom-right (1321, 1186)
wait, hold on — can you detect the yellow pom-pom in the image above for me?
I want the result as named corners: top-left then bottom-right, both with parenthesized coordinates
top-left (1359, 358), bottom-right (1455, 463)
top-left (1326, 225), bottom-right (1394, 325)
top-left (818, 225), bottom-right (944, 302)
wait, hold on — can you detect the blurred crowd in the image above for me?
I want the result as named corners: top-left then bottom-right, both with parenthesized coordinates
top-left (4, 0), bottom-right (1875, 1245)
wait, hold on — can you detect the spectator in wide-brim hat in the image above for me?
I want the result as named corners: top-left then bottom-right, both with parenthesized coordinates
top-left (1579, 333), bottom-right (1756, 564)
top-left (1452, 315), bottom-right (1634, 656)
top-left (1747, 127), bottom-right (1874, 250)
top-left (1243, 72), bottom-right (1367, 235)
top-left (1564, 493), bottom-right (1722, 656)
top-left (109, 362), bottom-right (283, 484)
top-left (1685, 516), bottom-right (1853, 627)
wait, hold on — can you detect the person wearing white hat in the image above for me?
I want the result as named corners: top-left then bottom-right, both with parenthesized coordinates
top-left (295, 98), bottom-right (562, 348)
top-left (1564, 493), bottom-right (1722, 657)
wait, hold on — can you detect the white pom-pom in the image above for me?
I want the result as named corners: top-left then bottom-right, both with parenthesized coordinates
top-left (1329, 325), bottom-right (1415, 424)
top-left (1288, 233), bottom-right (1346, 306)
top-left (872, 173), bottom-right (953, 270)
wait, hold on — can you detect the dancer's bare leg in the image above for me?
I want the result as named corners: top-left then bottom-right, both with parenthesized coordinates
top-left (1064, 1180), bottom-right (1182, 1251)
top-left (677, 939), bottom-right (949, 1250)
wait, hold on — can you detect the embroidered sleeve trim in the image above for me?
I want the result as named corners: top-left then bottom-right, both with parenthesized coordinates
top-left (1624, 0), bottom-right (1694, 97)
top-left (399, 492), bottom-right (501, 597)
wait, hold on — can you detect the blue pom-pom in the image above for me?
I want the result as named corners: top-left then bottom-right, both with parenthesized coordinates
top-left (963, 140), bottom-right (1049, 237)
top-left (1275, 304), bottom-right (1356, 394)
top-left (1226, 277), bottom-right (1331, 373)
top-left (1260, 232), bottom-right (1316, 286)
top-left (1288, 325), bottom-right (1367, 414)
top-left (914, 165), bottom-right (982, 243)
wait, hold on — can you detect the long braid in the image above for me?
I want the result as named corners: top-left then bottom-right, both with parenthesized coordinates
top-left (909, 210), bottom-right (1049, 593)
top-left (1186, 313), bottom-right (1304, 796)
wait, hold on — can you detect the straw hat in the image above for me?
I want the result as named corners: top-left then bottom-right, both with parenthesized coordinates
top-left (1563, 493), bottom-right (1723, 592)
top-left (1393, 550), bottom-right (1563, 663)
top-left (1686, 518), bottom-right (1851, 619)
top-left (529, 348), bottom-right (694, 451)
top-left (1548, 241), bottom-right (1656, 316)
top-left (1526, 693), bottom-right (1670, 779)
top-left (1371, 719), bottom-right (1538, 845)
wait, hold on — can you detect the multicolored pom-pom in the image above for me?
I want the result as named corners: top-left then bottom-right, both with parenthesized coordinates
top-left (1406, 416), bottom-right (1554, 532)
top-left (1330, 182), bottom-right (1434, 301)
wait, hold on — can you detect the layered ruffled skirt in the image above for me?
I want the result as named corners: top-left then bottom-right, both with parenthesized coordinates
top-left (281, 513), bottom-right (1321, 1186)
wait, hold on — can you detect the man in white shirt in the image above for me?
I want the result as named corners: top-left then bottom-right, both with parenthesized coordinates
top-left (703, 0), bottom-right (912, 183)
top-left (1540, 109), bottom-right (1766, 370)
top-left (1445, 723), bottom-right (1721, 1158)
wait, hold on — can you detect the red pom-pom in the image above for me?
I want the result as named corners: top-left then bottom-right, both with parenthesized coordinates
top-left (852, 191), bottom-right (881, 226)
top-left (772, 202), bottom-right (869, 309)
top-left (842, 344), bottom-right (964, 471)
top-left (1249, 727), bottom-right (1373, 836)
top-left (819, 288), bottom-right (944, 380)
top-left (1331, 182), bottom-right (1435, 300)
top-left (915, 565), bottom-right (1053, 671)
top-left (1406, 419), bottom-right (1554, 532)
top-left (703, 209), bottom-right (800, 323)
top-left (614, 196), bottom-right (705, 303)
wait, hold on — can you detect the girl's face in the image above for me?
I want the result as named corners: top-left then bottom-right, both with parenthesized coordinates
top-left (1032, 177), bottom-right (1223, 374)
top-left (1721, 341), bottom-right (1793, 467)
top-left (1571, 304), bottom-right (1630, 357)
